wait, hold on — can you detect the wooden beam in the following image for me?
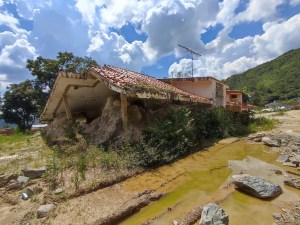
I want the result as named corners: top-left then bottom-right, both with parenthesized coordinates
top-left (120, 94), bottom-right (128, 133)
top-left (62, 95), bottom-right (72, 120)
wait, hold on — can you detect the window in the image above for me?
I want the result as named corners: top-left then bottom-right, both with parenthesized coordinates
top-left (231, 94), bottom-right (237, 98)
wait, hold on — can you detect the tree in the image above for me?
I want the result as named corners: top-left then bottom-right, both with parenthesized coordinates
top-left (26, 52), bottom-right (97, 114)
top-left (0, 80), bottom-right (42, 131)
top-left (26, 52), bottom-right (97, 91)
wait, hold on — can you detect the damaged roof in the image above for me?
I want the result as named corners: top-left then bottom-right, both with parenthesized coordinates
top-left (89, 65), bottom-right (212, 104)
top-left (40, 65), bottom-right (212, 121)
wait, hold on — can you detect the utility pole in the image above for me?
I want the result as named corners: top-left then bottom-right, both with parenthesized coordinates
top-left (178, 44), bottom-right (201, 77)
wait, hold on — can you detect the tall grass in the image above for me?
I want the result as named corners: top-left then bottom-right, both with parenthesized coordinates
top-left (248, 117), bottom-right (277, 132)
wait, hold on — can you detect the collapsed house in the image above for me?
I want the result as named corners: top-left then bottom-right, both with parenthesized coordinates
top-left (40, 65), bottom-right (213, 145)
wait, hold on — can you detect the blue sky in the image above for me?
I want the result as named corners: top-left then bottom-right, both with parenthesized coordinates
top-left (0, 0), bottom-right (300, 93)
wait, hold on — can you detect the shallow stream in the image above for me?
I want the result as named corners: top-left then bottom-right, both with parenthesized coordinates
top-left (119, 140), bottom-right (300, 225)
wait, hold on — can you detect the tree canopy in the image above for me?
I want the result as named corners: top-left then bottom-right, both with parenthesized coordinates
top-left (27, 52), bottom-right (97, 90)
top-left (0, 80), bottom-right (42, 131)
top-left (225, 48), bottom-right (300, 106)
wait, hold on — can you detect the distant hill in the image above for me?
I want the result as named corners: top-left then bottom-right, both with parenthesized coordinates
top-left (225, 49), bottom-right (300, 106)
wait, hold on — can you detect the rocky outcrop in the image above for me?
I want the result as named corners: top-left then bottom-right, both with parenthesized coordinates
top-left (199, 203), bottom-right (229, 225)
top-left (273, 201), bottom-right (300, 225)
top-left (231, 174), bottom-right (282, 199)
top-left (37, 204), bottom-right (55, 218)
top-left (22, 167), bottom-right (47, 179)
top-left (246, 132), bottom-right (300, 170)
top-left (284, 178), bottom-right (300, 189)
top-left (262, 137), bottom-right (281, 147)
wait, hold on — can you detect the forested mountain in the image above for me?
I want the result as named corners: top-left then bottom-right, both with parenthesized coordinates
top-left (225, 49), bottom-right (300, 106)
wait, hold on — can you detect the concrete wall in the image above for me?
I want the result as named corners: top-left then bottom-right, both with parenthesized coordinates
top-left (169, 80), bottom-right (227, 107)
top-left (170, 80), bottom-right (214, 99)
top-left (226, 92), bottom-right (243, 104)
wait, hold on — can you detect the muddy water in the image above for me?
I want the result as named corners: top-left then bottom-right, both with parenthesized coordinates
top-left (119, 140), bottom-right (299, 225)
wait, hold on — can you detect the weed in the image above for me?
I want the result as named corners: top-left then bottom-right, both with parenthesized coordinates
top-left (272, 110), bottom-right (286, 117)
top-left (248, 117), bottom-right (277, 132)
top-left (45, 146), bottom-right (61, 189)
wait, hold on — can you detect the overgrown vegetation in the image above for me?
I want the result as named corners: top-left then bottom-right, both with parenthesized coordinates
top-left (226, 48), bottom-right (300, 106)
top-left (0, 105), bottom-right (277, 192)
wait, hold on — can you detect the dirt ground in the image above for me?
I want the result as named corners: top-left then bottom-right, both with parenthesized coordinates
top-left (0, 110), bottom-right (299, 225)
top-left (257, 110), bottom-right (300, 137)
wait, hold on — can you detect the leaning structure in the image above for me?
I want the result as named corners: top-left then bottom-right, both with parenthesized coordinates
top-left (40, 65), bottom-right (214, 144)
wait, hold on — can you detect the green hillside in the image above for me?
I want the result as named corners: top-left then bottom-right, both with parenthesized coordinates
top-left (225, 49), bottom-right (300, 106)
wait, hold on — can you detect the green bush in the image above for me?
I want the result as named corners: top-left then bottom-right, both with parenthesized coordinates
top-left (194, 107), bottom-right (252, 139)
top-left (143, 107), bottom-right (196, 164)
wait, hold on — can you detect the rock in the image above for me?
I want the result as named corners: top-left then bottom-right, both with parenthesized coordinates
top-left (5, 180), bottom-right (22, 191)
top-left (0, 173), bottom-right (18, 187)
top-left (199, 203), bottom-right (229, 225)
top-left (112, 100), bottom-right (121, 106)
top-left (277, 155), bottom-right (289, 163)
top-left (272, 213), bottom-right (282, 220)
top-left (53, 187), bottom-right (64, 195)
top-left (274, 169), bottom-right (283, 175)
top-left (26, 187), bottom-right (34, 197)
top-left (262, 137), bottom-right (281, 147)
top-left (37, 204), bottom-right (55, 218)
top-left (289, 144), bottom-right (299, 152)
top-left (17, 176), bottom-right (30, 184)
top-left (284, 178), bottom-right (300, 189)
top-left (22, 167), bottom-right (47, 179)
top-left (283, 161), bottom-right (297, 168)
top-left (289, 155), bottom-right (300, 165)
top-left (252, 137), bottom-right (262, 142)
top-left (33, 186), bottom-right (43, 194)
top-left (231, 174), bottom-right (282, 199)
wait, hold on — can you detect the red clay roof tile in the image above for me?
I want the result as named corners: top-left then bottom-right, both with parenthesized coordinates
top-left (90, 65), bottom-right (211, 104)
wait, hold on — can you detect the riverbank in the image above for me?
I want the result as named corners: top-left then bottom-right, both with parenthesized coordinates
top-left (0, 110), bottom-right (299, 225)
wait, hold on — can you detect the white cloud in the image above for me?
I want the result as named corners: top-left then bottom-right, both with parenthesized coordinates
top-left (290, 0), bottom-right (300, 6)
top-left (0, 37), bottom-right (36, 80)
top-left (0, 74), bottom-right (10, 94)
top-left (169, 12), bottom-right (300, 80)
top-left (12, 0), bottom-right (52, 20)
top-left (142, 0), bottom-right (219, 59)
top-left (236, 0), bottom-right (285, 23)
top-left (0, 11), bottom-right (20, 32)
top-left (253, 14), bottom-right (300, 59)
top-left (217, 0), bottom-right (240, 26)
top-left (1, 0), bottom-right (300, 89)
top-left (223, 56), bottom-right (257, 75)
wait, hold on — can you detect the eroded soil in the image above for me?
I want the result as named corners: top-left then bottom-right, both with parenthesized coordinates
top-left (0, 110), bottom-right (299, 225)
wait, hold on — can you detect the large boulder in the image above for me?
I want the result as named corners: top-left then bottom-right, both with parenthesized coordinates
top-left (262, 137), bottom-right (281, 147)
top-left (231, 174), bottom-right (282, 199)
top-left (199, 203), bottom-right (229, 225)
top-left (284, 178), bottom-right (300, 189)
top-left (22, 167), bottom-right (47, 179)
top-left (37, 204), bottom-right (55, 218)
